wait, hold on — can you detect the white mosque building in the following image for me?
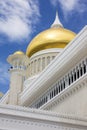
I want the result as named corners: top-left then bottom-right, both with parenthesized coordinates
top-left (0, 12), bottom-right (87, 130)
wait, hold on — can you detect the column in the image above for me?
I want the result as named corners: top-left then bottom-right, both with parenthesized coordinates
top-left (31, 61), bottom-right (33, 75)
top-left (38, 58), bottom-right (41, 73)
top-left (65, 75), bottom-right (69, 87)
top-left (34, 60), bottom-right (36, 74)
top-left (85, 58), bottom-right (87, 72)
top-left (72, 69), bottom-right (75, 82)
top-left (36, 60), bottom-right (38, 74)
top-left (40, 57), bottom-right (42, 72)
top-left (42, 57), bottom-right (45, 70)
top-left (76, 66), bottom-right (78, 79)
top-left (47, 56), bottom-right (50, 65)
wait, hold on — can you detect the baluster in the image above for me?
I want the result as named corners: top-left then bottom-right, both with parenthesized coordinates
top-left (65, 75), bottom-right (69, 87)
top-left (56, 83), bottom-right (58, 95)
top-left (76, 66), bottom-right (79, 79)
top-left (59, 82), bottom-right (61, 93)
top-left (80, 64), bottom-right (83, 76)
top-left (60, 80), bottom-right (63, 91)
top-left (86, 58), bottom-right (87, 72)
top-left (72, 69), bottom-right (75, 82)
top-left (63, 78), bottom-right (65, 89)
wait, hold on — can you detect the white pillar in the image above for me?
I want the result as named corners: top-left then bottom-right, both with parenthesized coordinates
top-left (9, 69), bottom-right (23, 105)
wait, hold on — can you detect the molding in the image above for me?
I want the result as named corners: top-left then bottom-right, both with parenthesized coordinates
top-left (30, 48), bottom-right (63, 60)
top-left (0, 104), bottom-right (87, 128)
top-left (40, 73), bottom-right (87, 110)
top-left (0, 90), bottom-right (9, 104)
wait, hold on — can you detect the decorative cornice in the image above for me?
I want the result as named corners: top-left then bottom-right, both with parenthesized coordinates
top-left (40, 73), bottom-right (87, 110)
top-left (0, 104), bottom-right (87, 127)
top-left (30, 48), bottom-right (63, 60)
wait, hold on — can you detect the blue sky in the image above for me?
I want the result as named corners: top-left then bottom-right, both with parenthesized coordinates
top-left (0, 0), bottom-right (87, 94)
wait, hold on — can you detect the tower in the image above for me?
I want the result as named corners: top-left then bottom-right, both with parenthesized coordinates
top-left (7, 51), bottom-right (29, 105)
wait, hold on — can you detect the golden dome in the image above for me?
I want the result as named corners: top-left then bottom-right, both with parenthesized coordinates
top-left (26, 12), bottom-right (76, 57)
top-left (26, 28), bottom-right (76, 57)
top-left (14, 51), bottom-right (24, 55)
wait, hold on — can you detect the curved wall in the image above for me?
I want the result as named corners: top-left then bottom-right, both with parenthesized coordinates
top-left (28, 49), bottom-right (63, 77)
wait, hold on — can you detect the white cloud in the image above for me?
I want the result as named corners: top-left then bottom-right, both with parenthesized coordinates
top-left (0, 0), bottom-right (40, 42)
top-left (50, 0), bottom-right (86, 17)
top-left (0, 62), bottom-right (9, 85)
top-left (50, 0), bottom-right (58, 7)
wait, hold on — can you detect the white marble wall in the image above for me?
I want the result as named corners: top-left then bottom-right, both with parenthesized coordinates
top-left (0, 104), bottom-right (87, 130)
top-left (47, 80), bottom-right (87, 116)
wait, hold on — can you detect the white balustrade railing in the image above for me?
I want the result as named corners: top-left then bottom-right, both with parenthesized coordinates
top-left (31, 57), bottom-right (87, 108)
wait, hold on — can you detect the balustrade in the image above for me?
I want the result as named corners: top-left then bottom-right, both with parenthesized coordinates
top-left (31, 57), bottom-right (87, 109)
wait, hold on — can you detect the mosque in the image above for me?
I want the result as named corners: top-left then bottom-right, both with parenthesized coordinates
top-left (0, 12), bottom-right (87, 130)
